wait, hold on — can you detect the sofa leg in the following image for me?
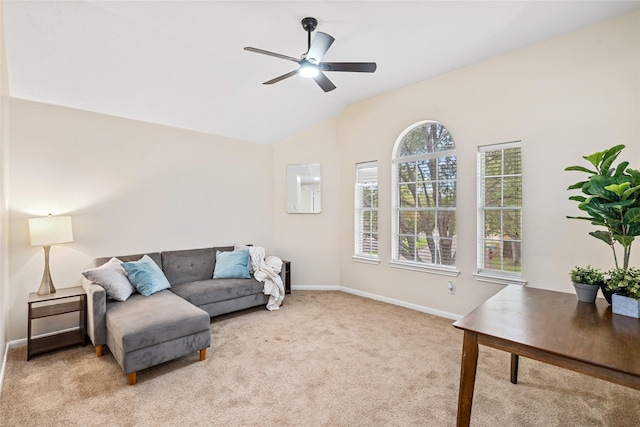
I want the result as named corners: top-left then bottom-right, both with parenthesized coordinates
top-left (128, 372), bottom-right (137, 385)
top-left (96, 345), bottom-right (103, 357)
top-left (200, 348), bottom-right (207, 361)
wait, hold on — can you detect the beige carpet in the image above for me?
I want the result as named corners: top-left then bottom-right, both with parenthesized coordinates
top-left (1, 291), bottom-right (639, 426)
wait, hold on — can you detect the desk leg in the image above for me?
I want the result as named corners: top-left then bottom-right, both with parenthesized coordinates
top-left (456, 331), bottom-right (479, 427)
top-left (510, 354), bottom-right (519, 384)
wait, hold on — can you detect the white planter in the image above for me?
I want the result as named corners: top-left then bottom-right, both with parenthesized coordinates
top-left (612, 293), bottom-right (640, 318)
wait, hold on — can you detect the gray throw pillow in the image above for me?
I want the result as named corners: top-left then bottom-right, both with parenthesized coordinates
top-left (82, 257), bottom-right (136, 301)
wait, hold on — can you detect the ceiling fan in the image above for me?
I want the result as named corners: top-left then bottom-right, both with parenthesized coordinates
top-left (244, 17), bottom-right (377, 92)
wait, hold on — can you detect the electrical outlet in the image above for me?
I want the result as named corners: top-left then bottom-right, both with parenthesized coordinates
top-left (448, 281), bottom-right (455, 295)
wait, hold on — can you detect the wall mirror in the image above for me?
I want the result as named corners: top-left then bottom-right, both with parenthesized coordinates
top-left (287, 163), bottom-right (322, 213)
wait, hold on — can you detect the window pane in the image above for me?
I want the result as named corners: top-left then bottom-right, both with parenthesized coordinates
top-left (439, 238), bottom-right (455, 266)
top-left (503, 176), bottom-right (522, 207)
top-left (483, 240), bottom-right (502, 270)
top-left (503, 209), bottom-right (521, 240)
top-left (417, 159), bottom-right (435, 181)
top-left (503, 148), bottom-right (522, 175)
top-left (484, 210), bottom-right (501, 238)
top-left (400, 184), bottom-right (416, 208)
top-left (502, 240), bottom-right (521, 272)
top-left (398, 162), bottom-right (416, 182)
top-left (398, 235), bottom-right (416, 261)
top-left (417, 183), bottom-right (434, 208)
top-left (438, 181), bottom-right (456, 208)
top-left (401, 127), bottom-right (427, 156)
top-left (484, 177), bottom-right (502, 207)
top-left (417, 211), bottom-right (436, 238)
top-left (484, 151), bottom-right (502, 176)
top-left (438, 156), bottom-right (457, 180)
top-left (399, 211), bottom-right (416, 234)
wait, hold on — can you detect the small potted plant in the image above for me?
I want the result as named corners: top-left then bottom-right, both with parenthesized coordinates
top-left (570, 266), bottom-right (604, 303)
top-left (605, 268), bottom-right (640, 318)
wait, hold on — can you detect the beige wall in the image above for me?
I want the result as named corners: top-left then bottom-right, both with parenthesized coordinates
top-left (335, 11), bottom-right (640, 316)
top-left (6, 99), bottom-right (275, 341)
top-left (273, 118), bottom-right (341, 288)
top-left (1, 0), bottom-right (9, 367)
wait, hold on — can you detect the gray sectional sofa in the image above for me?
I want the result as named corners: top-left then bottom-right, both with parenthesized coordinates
top-left (82, 246), bottom-right (286, 385)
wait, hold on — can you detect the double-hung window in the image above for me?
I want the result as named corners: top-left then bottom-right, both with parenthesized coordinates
top-left (477, 141), bottom-right (524, 283)
top-left (391, 121), bottom-right (457, 274)
top-left (354, 161), bottom-right (379, 262)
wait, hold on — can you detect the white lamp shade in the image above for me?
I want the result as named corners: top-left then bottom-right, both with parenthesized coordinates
top-left (28, 215), bottom-right (74, 246)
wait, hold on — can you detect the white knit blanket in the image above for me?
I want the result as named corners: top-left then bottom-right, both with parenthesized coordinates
top-left (248, 246), bottom-right (284, 310)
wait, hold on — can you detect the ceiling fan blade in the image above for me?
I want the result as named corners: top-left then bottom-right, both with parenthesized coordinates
top-left (244, 47), bottom-right (301, 63)
top-left (306, 32), bottom-right (335, 63)
top-left (263, 70), bottom-right (298, 85)
top-left (312, 72), bottom-right (337, 92)
top-left (320, 62), bottom-right (377, 73)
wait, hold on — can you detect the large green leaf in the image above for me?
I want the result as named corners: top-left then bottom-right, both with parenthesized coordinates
top-left (564, 165), bottom-right (597, 174)
top-left (605, 182), bottom-right (631, 197)
top-left (614, 161), bottom-right (630, 177)
top-left (589, 230), bottom-right (612, 245)
top-left (568, 195), bottom-right (586, 203)
top-left (600, 144), bottom-right (625, 173)
top-left (583, 149), bottom-right (607, 169)
top-left (624, 207), bottom-right (640, 224)
top-left (623, 185), bottom-right (640, 200)
top-left (567, 181), bottom-right (587, 190)
top-left (614, 235), bottom-right (635, 248)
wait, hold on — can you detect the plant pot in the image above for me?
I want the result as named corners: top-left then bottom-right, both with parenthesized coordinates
top-left (612, 293), bottom-right (640, 318)
top-left (600, 283), bottom-right (614, 304)
top-left (572, 282), bottom-right (599, 303)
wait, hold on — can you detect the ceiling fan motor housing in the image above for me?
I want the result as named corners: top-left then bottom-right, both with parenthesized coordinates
top-left (301, 17), bottom-right (318, 33)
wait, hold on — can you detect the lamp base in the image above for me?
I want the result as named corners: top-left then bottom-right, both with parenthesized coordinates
top-left (37, 245), bottom-right (57, 296)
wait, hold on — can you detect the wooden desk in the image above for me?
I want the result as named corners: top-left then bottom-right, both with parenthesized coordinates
top-left (452, 285), bottom-right (640, 427)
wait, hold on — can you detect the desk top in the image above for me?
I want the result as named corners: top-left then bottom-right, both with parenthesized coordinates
top-left (453, 285), bottom-right (640, 377)
top-left (28, 286), bottom-right (86, 304)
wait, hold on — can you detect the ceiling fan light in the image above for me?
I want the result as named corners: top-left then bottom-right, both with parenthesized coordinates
top-left (300, 64), bottom-right (319, 78)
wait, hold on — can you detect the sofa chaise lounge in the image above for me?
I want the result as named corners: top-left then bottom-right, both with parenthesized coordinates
top-left (82, 246), bottom-right (286, 384)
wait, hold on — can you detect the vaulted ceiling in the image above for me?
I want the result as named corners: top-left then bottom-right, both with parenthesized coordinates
top-left (4, 1), bottom-right (640, 144)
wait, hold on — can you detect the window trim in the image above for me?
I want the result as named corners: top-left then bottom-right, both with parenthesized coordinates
top-left (476, 140), bottom-right (524, 281)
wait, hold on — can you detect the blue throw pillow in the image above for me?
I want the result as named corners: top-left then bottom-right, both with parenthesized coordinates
top-left (121, 254), bottom-right (171, 296)
top-left (213, 249), bottom-right (250, 279)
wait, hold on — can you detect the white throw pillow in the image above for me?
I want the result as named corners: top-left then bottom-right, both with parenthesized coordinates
top-left (82, 257), bottom-right (136, 301)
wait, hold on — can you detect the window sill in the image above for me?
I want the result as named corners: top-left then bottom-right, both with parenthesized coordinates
top-left (389, 260), bottom-right (460, 277)
top-left (352, 255), bottom-right (381, 265)
top-left (474, 272), bottom-right (527, 286)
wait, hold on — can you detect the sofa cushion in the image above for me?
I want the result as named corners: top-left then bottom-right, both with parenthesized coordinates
top-left (94, 252), bottom-right (162, 269)
top-left (213, 249), bottom-right (251, 279)
top-left (161, 248), bottom-right (215, 286)
top-left (82, 257), bottom-right (135, 302)
top-left (170, 278), bottom-right (263, 307)
top-left (106, 290), bottom-right (210, 353)
top-left (122, 255), bottom-right (172, 296)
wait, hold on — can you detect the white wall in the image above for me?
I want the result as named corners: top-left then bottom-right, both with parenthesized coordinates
top-left (6, 99), bottom-right (275, 341)
top-left (335, 11), bottom-right (640, 316)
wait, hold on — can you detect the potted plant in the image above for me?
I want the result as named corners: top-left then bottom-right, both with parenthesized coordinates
top-left (569, 265), bottom-right (603, 303)
top-left (605, 268), bottom-right (640, 318)
top-left (566, 144), bottom-right (640, 308)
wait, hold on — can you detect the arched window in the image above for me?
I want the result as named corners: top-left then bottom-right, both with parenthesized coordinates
top-left (391, 121), bottom-right (457, 271)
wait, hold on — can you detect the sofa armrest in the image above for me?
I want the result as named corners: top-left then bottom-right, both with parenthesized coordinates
top-left (82, 278), bottom-right (107, 347)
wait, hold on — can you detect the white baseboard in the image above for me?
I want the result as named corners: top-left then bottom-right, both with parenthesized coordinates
top-left (290, 285), bottom-right (461, 320)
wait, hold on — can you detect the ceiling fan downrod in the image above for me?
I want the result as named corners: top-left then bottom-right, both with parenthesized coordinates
top-left (301, 17), bottom-right (318, 51)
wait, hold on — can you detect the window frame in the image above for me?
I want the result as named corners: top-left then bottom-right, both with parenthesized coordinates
top-left (354, 161), bottom-right (380, 264)
top-left (476, 141), bottom-right (526, 286)
top-left (390, 120), bottom-right (459, 277)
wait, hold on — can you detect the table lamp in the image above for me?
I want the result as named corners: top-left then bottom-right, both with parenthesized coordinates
top-left (28, 214), bottom-right (74, 295)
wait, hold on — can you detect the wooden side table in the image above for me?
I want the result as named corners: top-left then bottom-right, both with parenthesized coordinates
top-left (27, 286), bottom-right (87, 360)
top-left (282, 260), bottom-right (291, 294)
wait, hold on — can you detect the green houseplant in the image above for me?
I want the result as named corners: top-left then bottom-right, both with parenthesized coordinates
top-left (566, 144), bottom-right (640, 315)
top-left (569, 265), bottom-right (603, 303)
top-left (565, 144), bottom-right (640, 271)
top-left (605, 267), bottom-right (640, 317)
